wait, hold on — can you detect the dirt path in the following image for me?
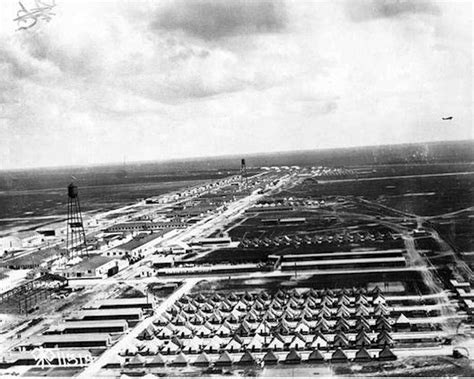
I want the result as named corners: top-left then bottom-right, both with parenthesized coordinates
top-left (402, 232), bottom-right (457, 333)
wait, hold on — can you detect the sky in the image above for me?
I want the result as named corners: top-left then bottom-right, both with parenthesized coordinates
top-left (0, 0), bottom-right (472, 169)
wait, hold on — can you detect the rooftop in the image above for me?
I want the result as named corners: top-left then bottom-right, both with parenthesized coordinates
top-left (68, 255), bottom-right (116, 272)
top-left (86, 297), bottom-right (150, 308)
top-left (15, 231), bottom-right (43, 240)
top-left (109, 221), bottom-right (184, 228)
top-left (16, 333), bottom-right (112, 347)
top-left (281, 257), bottom-right (406, 267)
top-left (1, 247), bottom-right (65, 267)
top-left (115, 232), bottom-right (169, 251)
top-left (47, 320), bottom-right (128, 332)
top-left (3, 349), bottom-right (92, 363)
top-left (69, 308), bottom-right (143, 319)
top-left (279, 217), bottom-right (306, 222)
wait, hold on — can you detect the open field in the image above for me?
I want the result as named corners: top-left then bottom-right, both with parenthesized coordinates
top-left (286, 173), bottom-right (473, 217)
top-left (196, 239), bottom-right (405, 265)
top-left (191, 272), bottom-right (433, 296)
top-left (432, 213), bottom-right (474, 256)
top-left (357, 162), bottom-right (474, 178)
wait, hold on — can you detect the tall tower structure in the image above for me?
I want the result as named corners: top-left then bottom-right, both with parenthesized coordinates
top-left (66, 182), bottom-right (87, 257)
top-left (240, 158), bottom-right (248, 186)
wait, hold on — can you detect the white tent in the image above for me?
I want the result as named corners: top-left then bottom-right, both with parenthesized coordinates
top-left (395, 313), bottom-right (410, 324)
top-left (267, 334), bottom-right (285, 350)
top-left (183, 335), bottom-right (202, 353)
top-left (230, 308), bottom-right (244, 319)
top-left (288, 334), bottom-right (306, 350)
top-left (254, 321), bottom-right (271, 336)
top-left (204, 335), bottom-right (222, 352)
top-left (139, 339), bottom-right (159, 355)
top-left (195, 323), bottom-right (212, 337)
top-left (311, 334), bottom-right (328, 348)
top-left (157, 325), bottom-right (174, 339)
top-left (294, 322), bottom-right (310, 334)
top-left (161, 339), bottom-right (180, 354)
top-left (174, 323), bottom-right (192, 337)
top-left (234, 300), bottom-right (248, 311)
top-left (120, 342), bottom-right (138, 356)
top-left (225, 336), bottom-right (243, 351)
top-left (373, 294), bottom-right (386, 305)
top-left (216, 323), bottom-right (232, 337)
top-left (247, 333), bottom-right (266, 350)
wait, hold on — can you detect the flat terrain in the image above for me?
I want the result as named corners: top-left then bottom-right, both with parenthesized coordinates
top-left (1, 147), bottom-right (473, 377)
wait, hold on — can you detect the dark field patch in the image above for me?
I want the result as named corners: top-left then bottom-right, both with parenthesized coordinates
top-left (195, 248), bottom-right (271, 264)
top-left (192, 270), bottom-right (430, 295)
top-left (434, 216), bottom-right (474, 253)
top-left (196, 239), bottom-right (404, 265)
top-left (117, 286), bottom-right (145, 298)
top-left (287, 173), bottom-right (473, 217)
top-left (359, 162), bottom-right (474, 178)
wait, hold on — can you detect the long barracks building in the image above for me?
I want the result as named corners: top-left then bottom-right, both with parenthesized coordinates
top-left (105, 222), bottom-right (187, 233)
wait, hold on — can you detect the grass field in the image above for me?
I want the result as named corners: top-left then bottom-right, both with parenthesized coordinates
top-left (433, 215), bottom-right (474, 253)
top-left (191, 269), bottom-right (430, 295)
top-left (196, 236), bottom-right (404, 265)
top-left (287, 173), bottom-right (472, 217)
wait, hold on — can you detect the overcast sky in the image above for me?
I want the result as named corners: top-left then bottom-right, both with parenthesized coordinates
top-left (0, 0), bottom-right (472, 169)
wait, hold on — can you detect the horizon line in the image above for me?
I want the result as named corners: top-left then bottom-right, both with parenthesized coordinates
top-left (1, 138), bottom-right (473, 172)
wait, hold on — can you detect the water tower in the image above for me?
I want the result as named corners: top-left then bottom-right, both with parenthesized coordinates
top-left (66, 182), bottom-right (87, 257)
top-left (240, 158), bottom-right (248, 186)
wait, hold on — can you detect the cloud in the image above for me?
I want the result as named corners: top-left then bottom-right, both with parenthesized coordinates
top-left (1, 2), bottom-right (287, 105)
top-left (346, 0), bottom-right (440, 22)
top-left (0, 36), bottom-right (59, 83)
top-left (152, 0), bottom-right (287, 40)
top-left (0, 0), bottom-right (471, 169)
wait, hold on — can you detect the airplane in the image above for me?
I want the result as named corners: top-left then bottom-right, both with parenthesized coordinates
top-left (442, 116), bottom-right (453, 120)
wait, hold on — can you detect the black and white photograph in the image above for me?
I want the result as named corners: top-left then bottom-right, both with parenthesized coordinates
top-left (0, 0), bottom-right (473, 377)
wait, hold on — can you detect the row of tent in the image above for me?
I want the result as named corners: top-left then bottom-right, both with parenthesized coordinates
top-left (311, 167), bottom-right (357, 177)
top-left (151, 316), bottom-right (396, 338)
top-left (254, 199), bottom-right (322, 207)
top-left (169, 288), bottom-right (389, 315)
top-left (179, 287), bottom-right (386, 304)
top-left (157, 292), bottom-right (399, 337)
top-left (161, 304), bottom-right (392, 326)
top-left (146, 289), bottom-right (405, 347)
top-left (152, 312), bottom-right (400, 340)
top-left (122, 289), bottom-right (404, 358)
top-left (239, 231), bottom-right (399, 248)
top-left (109, 346), bottom-right (396, 369)
top-left (128, 322), bottom-right (395, 356)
